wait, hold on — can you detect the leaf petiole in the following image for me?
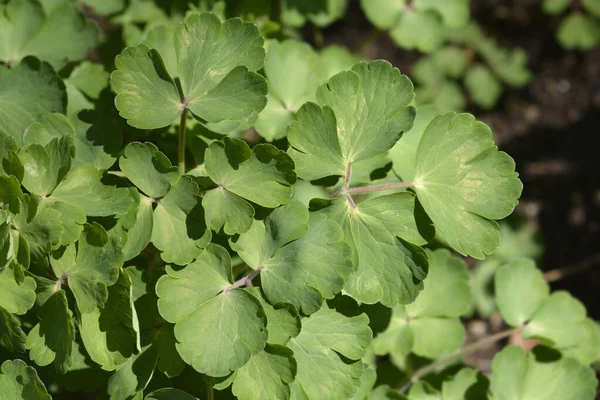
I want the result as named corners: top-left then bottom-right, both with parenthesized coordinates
top-left (223, 266), bottom-right (265, 294)
top-left (178, 107), bottom-right (188, 174)
top-left (344, 181), bottom-right (415, 195)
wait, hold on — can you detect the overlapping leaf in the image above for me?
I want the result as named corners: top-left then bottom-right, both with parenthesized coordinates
top-left (111, 12), bottom-right (267, 129)
top-left (0, 359), bottom-right (51, 400)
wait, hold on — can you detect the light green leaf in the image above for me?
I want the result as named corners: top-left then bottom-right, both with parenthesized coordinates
top-left (151, 176), bottom-right (211, 265)
top-left (51, 166), bottom-right (134, 217)
top-left (111, 12), bottom-right (267, 129)
top-left (142, 23), bottom-right (177, 78)
top-left (490, 345), bottom-right (597, 400)
top-left (25, 290), bottom-right (74, 374)
top-left (71, 110), bottom-right (123, 170)
top-left (19, 136), bottom-right (75, 196)
top-left (441, 368), bottom-right (487, 400)
top-left (232, 344), bottom-right (296, 400)
top-left (360, 0), bottom-right (406, 29)
top-left (79, 271), bottom-right (138, 371)
top-left (202, 188), bottom-right (254, 235)
top-left (0, 175), bottom-right (22, 215)
top-left (557, 12), bottom-right (600, 50)
top-left (246, 287), bottom-right (300, 346)
top-left (522, 291), bottom-right (587, 348)
top-left (282, 0), bottom-right (347, 27)
top-left (389, 105), bottom-right (440, 181)
top-left (0, 306), bottom-right (27, 353)
top-left (287, 304), bottom-right (372, 400)
top-left (122, 195), bottom-right (153, 261)
top-left (145, 388), bottom-right (198, 400)
top-left (0, 0), bottom-right (98, 68)
top-left (107, 345), bottom-right (158, 400)
top-left (390, 10), bottom-right (445, 53)
top-left (495, 258), bottom-right (549, 327)
top-left (23, 113), bottom-right (73, 147)
top-left (0, 58), bottom-right (66, 145)
top-left (51, 223), bottom-right (122, 313)
top-left (464, 64), bottom-right (502, 110)
top-left (119, 142), bottom-right (179, 199)
top-left (288, 60), bottom-right (415, 180)
top-left (205, 138), bottom-right (296, 208)
top-left (543, 0), bottom-right (572, 14)
top-left (156, 244), bottom-right (268, 376)
top-left (0, 262), bottom-right (36, 315)
top-left (416, 0), bottom-right (469, 28)
top-left (563, 318), bottom-right (600, 365)
top-left (0, 131), bottom-right (23, 180)
top-left (40, 198), bottom-right (86, 247)
top-left (413, 113), bottom-right (522, 259)
top-left (410, 318), bottom-right (465, 358)
top-left (0, 359), bottom-right (51, 400)
top-left (67, 61), bottom-right (109, 99)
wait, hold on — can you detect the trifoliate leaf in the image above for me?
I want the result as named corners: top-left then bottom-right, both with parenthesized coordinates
top-left (111, 12), bottom-right (267, 129)
top-left (0, 0), bottom-right (98, 68)
top-left (67, 62), bottom-right (109, 99)
top-left (79, 271), bottom-right (138, 371)
top-left (490, 346), bottom-right (597, 400)
top-left (19, 136), bottom-right (75, 197)
top-left (464, 64), bottom-right (502, 109)
top-left (122, 195), bottom-right (153, 261)
top-left (543, 0), bottom-right (571, 14)
top-left (107, 344), bottom-right (158, 400)
top-left (151, 176), bottom-right (210, 265)
top-left (522, 291), bottom-right (587, 348)
top-left (0, 306), bottom-right (26, 353)
top-left (0, 262), bottom-right (36, 315)
top-left (373, 249), bottom-right (469, 358)
top-left (246, 287), bottom-right (300, 346)
top-left (156, 244), bottom-right (268, 377)
top-left (287, 304), bottom-right (372, 400)
top-left (413, 113), bottom-right (522, 259)
top-left (51, 166), bottom-right (134, 217)
top-left (205, 138), bottom-right (296, 208)
top-left (0, 57), bottom-right (66, 145)
top-left (317, 195), bottom-right (428, 307)
top-left (0, 359), bottom-right (51, 400)
top-left (119, 142), bottom-right (179, 199)
top-left (25, 290), bottom-right (74, 374)
top-left (0, 131), bottom-right (23, 179)
top-left (389, 105), bottom-right (440, 181)
top-left (232, 344), bottom-right (296, 400)
top-left (50, 223), bottom-right (122, 313)
top-left (202, 188), bottom-right (254, 235)
top-left (495, 258), bottom-right (549, 327)
top-left (288, 60), bottom-right (415, 181)
top-left (557, 12), bottom-right (600, 50)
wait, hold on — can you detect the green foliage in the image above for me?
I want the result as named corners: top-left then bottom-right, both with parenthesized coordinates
top-left (543, 0), bottom-right (600, 49)
top-left (0, 2), bottom-right (597, 400)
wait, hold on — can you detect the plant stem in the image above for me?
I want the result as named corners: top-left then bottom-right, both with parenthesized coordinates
top-left (543, 251), bottom-right (600, 282)
top-left (178, 108), bottom-right (188, 174)
top-left (398, 326), bottom-right (521, 393)
top-left (207, 382), bottom-right (214, 400)
top-left (223, 266), bottom-right (264, 294)
top-left (353, 28), bottom-right (382, 54)
top-left (344, 163), bottom-right (356, 208)
top-left (344, 181), bottom-right (415, 195)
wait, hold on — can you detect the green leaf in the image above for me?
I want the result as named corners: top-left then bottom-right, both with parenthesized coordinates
top-left (495, 258), bottom-right (549, 327)
top-left (151, 176), bottom-right (211, 265)
top-left (522, 291), bottom-right (587, 348)
top-left (0, 57), bottom-right (66, 145)
top-left (71, 110), bottom-right (123, 170)
top-left (156, 244), bottom-right (268, 376)
top-left (562, 318), bottom-right (600, 365)
top-left (287, 304), bottom-right (372, 400)
top-left (0, 359), bottom-right (51, 400)
top-left (389, 10), bottom-right (445, 53)
top-left (107, 344), bottom-right (158, 400)
top-left (79, 270), bottom-right (138, 370)
top-left (389, 105), bottom-right (440, 181)
top-left (464, 64), bottom-right (502, 110)
top-left (0, 262), bottom-right (36, 315)
top-left (0, 306), bottom-right (27, 353)
top-left (40, 197), bottom-right (86, 247)
top-left (0, 175), bottom-right (23, 215)
top-left (246, 287), bottom-right (300, 346)
top-left (543, 0), bottom-right (572, 14)
top-left (232, 344), bottom-right (296, 400)
top-left (557, 12), bottom-right (600, 50)
top-left (51, 223), bottom-right (122, 313)
top-left (410, 318), bottom-right (465, 358)
top-left (122, 195), bottom-right (153, 261)
top-left (119, 142), bottom-right (179, 199)
top-left (584, 0), bottom-right (600, 17)
top-left (23, 112), bottom-right (74, 147)
top-left (205, 138), bottom-right (296, 208)
top-left (413, 113), bottom-right (522, 259)
top-left (490, 346), bottom-right (597, 400)
top-left (416, 0), bottom-right (469, 28)
top-left (67, 61), bottom-right (109, 99)
top-left (111, 12), bottom-right (267, 129)
top-left (202, 189), bottom-right (254, 235)
top-left (19, 136), bottom-right (75, 196)
top-left (288, 60), bottom-right (415, 180)
top-left (145, 388), bottom-right (198, 400)
top-left (0, 131), bottom-right (23, 180)
top-left (25, 290), bottom-right (74, 374)
top-left (51, 166), bottom-right (134, 217)
top-left (318, 195), bottom-right (428, 307)
top-left (0, 0), bottom-right (98, 68)
top-left (360, 0), bottom-right (406, 29)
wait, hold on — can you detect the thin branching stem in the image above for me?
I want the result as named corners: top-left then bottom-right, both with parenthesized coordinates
top-left (207, 382), bottom-right (214, 400)
top-left (223, 266), bottom-right (264, 294)
top-left (344, 162), bottom-right (356, 208)
top-left (178, 107), bottom-right (188, 174)
top-left (344, 181), bottom-right (415, 195)
top-left (398, 326), bottom-right (521, 393)
top-left (543, 251), bottom-right (600, 282)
